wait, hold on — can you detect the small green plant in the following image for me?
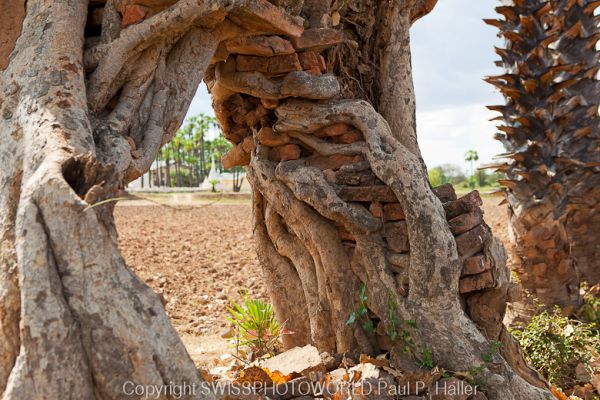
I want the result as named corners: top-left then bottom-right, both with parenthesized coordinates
top-left (226, 293), bottom-right (283, 358)
top-left (347, 282), bottom-right (374, 333)
top-left (209, 178), bottom-right (219, 192)
top-left (387, 292), bottom-right (402, 341)
top-left (482, 340), bottom-right (502, 363)
top-left (511, 306), bottom-right (600, 387)
top-left (418, 348), bottom-right (434, 369)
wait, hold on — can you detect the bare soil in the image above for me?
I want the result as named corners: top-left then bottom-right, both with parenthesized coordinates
top-left (114, 194), bottom-right (510, 365)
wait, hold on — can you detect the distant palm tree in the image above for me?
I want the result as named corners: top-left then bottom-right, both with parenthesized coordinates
top-left (464, 150), bottom-right (479, 177)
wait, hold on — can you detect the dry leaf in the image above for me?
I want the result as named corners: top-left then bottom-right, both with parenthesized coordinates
top-left (332, 11), bottom-right (341, 26)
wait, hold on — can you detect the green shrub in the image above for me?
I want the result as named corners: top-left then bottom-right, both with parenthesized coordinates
top-left (511, 307), bottom-right (600, 387)
top-left (226, 293), bottom-right (283, 358)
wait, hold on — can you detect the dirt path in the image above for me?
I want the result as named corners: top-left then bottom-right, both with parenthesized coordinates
top-left (115, 194), bottom-right (510, 366)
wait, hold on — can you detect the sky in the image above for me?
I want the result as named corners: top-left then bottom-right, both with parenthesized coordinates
top-left (184, 0), bottom-right (506, 173)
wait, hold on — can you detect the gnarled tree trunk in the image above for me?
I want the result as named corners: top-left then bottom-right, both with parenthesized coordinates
top-left (0, 0), bottom-right (552, 399)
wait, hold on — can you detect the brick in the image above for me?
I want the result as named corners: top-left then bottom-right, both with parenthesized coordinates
top-left (384, 222), bottom-right (409, 253)
top-left (267, 53), bottom-right (302, 75)
top-left (257, 126), bottom-right (290, 147)
top-left (462, 255), bottom-right (491, 276)
top-left (298, 51), bottom-right (322, 70)
top-left (241, 136), bottom-right (254, 153)
top-left (315, 123), bottom-right (352, 137)
top-left (305, 67), bottom-right (321, 76)
top-left (338, 185), bottom-right (397, 202)
top-left (221, 143), bottom-right (250, 169)
top-left (334, 169), bottom-right (382, 186)
top-left (331, 130), bottom-right (363, 144)
top-left (432, 183), bottom-right (457, 202)
top-left (278, 143), bottom-right (301, 161)
top-left (261, 98), bottom-right (279, 110)
top-left (383, 203), bottom-right (405, 220)
top-left (459, 270), bottom-right (495, 294)
top-left (443, 191), bottom-right (482, 220)
top-left (306, 154), bottom-right (364, 170)
top-left (290, 28), bottom-right (344, 51)
top-left (236, 55), bottom-right (269, 72)
top-left (369, 202), bottom-right (383, 218)
top-left (448, 210), bottom-right (483, 235)
top-left (455, 225), bottom-right (488, 259)
top-left (121, 4), bottom-right (149, 27)
top-left (225, 35), bottom-right (295, 56)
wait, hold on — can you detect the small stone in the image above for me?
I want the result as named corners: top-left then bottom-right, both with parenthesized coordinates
top-left (121, 5), bottom-right (148, 27)
top-left (260, 345), bottom-right (325, 376)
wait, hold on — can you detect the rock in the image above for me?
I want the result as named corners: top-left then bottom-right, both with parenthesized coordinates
top-left (298, 51), bottom-right (326, 72)
top-left (383, 203), bottom-right (405, 220)
top-left (432, 183), bottom-right (457, 202)
top-left (331, 130), bottom-right (363, 144)
top-left (261, 98), bottom-right (279, 110)
top-left (338, 185), bottom-right (397, 202)
top-left (384, 222), bottom-right (409, 253)
top-left (222, 143), bottom-right (251, 168)
top-left (449, 210), bottom-right (483, 235)
top-left (121, 4), bottom-right (149, 27)
top-left (258, 126), bottom-right (290, 147)
top-left (278, 143), bottom-right (301, 161)
top-left (260, 345), bottom-right (325, 376)
top-left (459, 270), bottom-right (495, 293)
top-left (314, 122), bottom-right (352, 137)
top-left (429, 378), bottom-right (475, 399)
top-left (455, 225), bottom-right (488, 258)
top-left (290, 28), bottom-right (344, 51)
top-left (226, 35), bottom-right (295, 57)
top-left (462, 255), bottom-right (491, 276)
top-left (236, 53), bottom-right (302, 75)
top-left (306, 154), bottom-right (364, 170)
top-left (444, 191), bottom-right (482, 220)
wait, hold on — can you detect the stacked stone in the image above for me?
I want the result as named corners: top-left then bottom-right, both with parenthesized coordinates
top-left (207, 27), bottom-right (511, 343)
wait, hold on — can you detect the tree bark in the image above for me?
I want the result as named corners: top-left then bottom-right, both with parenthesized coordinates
top-left (207, 1), bottom-right (552, 398)
top-left (0, 0), bottom-right (552, 399)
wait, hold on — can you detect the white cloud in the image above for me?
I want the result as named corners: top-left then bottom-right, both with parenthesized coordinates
top-left (417, 104), bottom-right (504, 172)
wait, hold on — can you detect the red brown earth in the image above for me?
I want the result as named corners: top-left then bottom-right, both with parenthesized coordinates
top-left (114, 193), bottom-right (510, 363)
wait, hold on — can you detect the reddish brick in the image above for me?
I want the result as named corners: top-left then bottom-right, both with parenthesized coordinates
top-left (257, 126), bottom-right (290, 147)
top-left (383, 203), bottom-right (405, 220)
top-left (121, 5), bottom-right (149, 27)
top-left (462, 255), bottom-right (491, 276)
top-left (290, 28), bottom-right (344, 51)
top-left (305, 67), bottom-right (321, 76)
top-left (370, 202), bottom-right (383, 218)
top-left (236, 55), bottom-right (269, 73)
top-left (261, 98), bottom-right (279, 110)
top-left (432, 183), bottom-right (457, 202)
top-left (338, 186), bottom-right (397, 202)
top-left (241, 136), bottom-right (254, 153)
top-left (278, 144), bottom-right (301, 161)
top-left (331, 130), bottom-right (363, 144)
top-left (225, 35), bottom-right (295, 57)
top-left (459, 270), bottom-right (495, 294)
top-left (455, 225), bottom-right (488, 259)
top-left (315, 123), bottom-right (352, 137)
top-left (384, 222), bottom-right (409, 253)
top-left (298, 51), bottom-right (322, 70)
top-left (448, 210), bottom-right (483, 235)
top-left (268, 53), bottom-right (302, 75)
top-left (443, 191), bottom-right (482, 220)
